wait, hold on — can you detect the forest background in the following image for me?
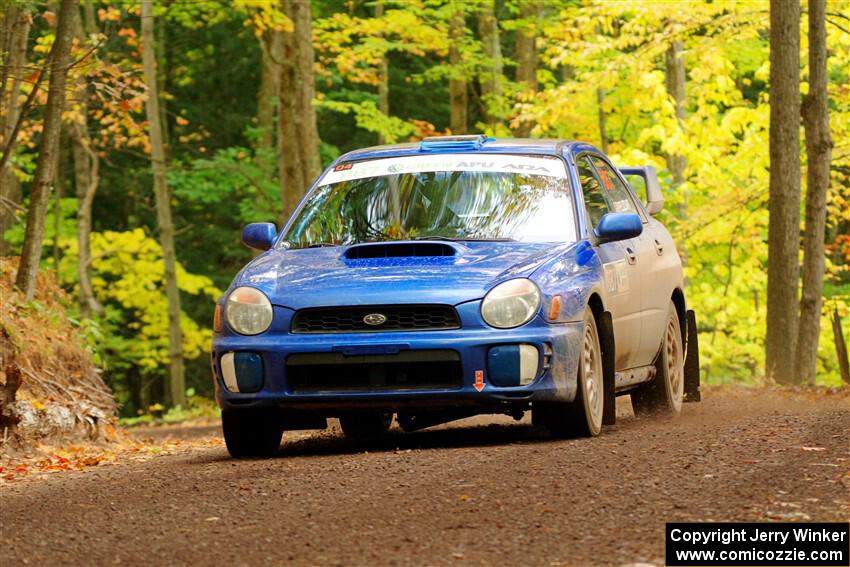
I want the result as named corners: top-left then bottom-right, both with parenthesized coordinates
top-left (1, 0), bottom-right (848, 419)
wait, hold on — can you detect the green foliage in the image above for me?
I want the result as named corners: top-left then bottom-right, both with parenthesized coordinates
top-left (5, 0), bottom-right (849, 413)
top-left (119, 389), bottom-right (221, 426)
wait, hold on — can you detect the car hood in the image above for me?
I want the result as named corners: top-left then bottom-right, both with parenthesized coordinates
top-left (233, 241), bottom-right (579, 309)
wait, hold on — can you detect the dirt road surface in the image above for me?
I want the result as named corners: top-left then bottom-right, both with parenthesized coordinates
top-left (2, 387), bottom-right (848, 566)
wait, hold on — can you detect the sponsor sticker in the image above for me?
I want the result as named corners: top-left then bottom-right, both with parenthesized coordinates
top-left (318, 154), bottom-right (568, 186)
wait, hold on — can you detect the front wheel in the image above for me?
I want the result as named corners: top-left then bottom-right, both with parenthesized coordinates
top-left (222, 410), bottom-right (283, 458)
top-left (534, 308), bottom-right (604, 438)
top-left (632, 300), bottom-right (684, 417)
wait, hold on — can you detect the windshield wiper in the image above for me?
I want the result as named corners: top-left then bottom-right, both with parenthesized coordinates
top-left (306, 242), bottom-right (342, 248)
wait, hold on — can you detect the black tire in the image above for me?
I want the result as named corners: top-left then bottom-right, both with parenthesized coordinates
top-left (632, 300), bottom-right (684, 417)
top-left (534, 308), bottom-right (604, 438)
top-left (339, 412), bottom-right (393, 440)
top-left (222, 410), bottom-right (283, 458)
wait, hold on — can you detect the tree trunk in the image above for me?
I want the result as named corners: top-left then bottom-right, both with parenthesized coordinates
top-left (596, 87), bottom-right (608, 154)
top-left (664, 41), bottom-right (687, 184)
top-left (665, 40), bottom-right (688, 272)
top-left (832, 308), bottom-right (850, 385)
top-left (70, 13), bottom-right (102, 315)
top-left (477, 0), bottom-right (503, 127)
top-left (292, 0), bottom-right (320, 185)
top-left (513, 0), bottom-right (540, 137)
top-left (52, 131), bottom-right (66, 271)
top-left (0, 163), bottom-right (20, 256)
top-left (157, 8), bottom-right (171, 157)
top-left (0, 7), bottom-right (30, 255)
top-left (795, 0), bottom-right (832, 385)
top-left (0, 6), bottom-right (27, 121)
top-left (449, 5), bottom-right (467, 134)
top-left (375, 1), bottom-right (389, 145)
top-left (141, 0), bottom-right (185, 408)
top-left (278, 0), bottom-right (301, 223)
top-left (82, 0), bottom-right (97, 36)
top-left (0, 326), bottom-right (23, 431)
top-left (765, 0), bottom-right (801, 385)
top-left (257, 29), bottom-right (282, 155)
top-left (71, 124), bottom-right (102, 315)
top-left (15, 0), bottom-right (78, 299)
top-left (69, 17), bottom-right (102, 316)
top-left (376, 56), bottom-right (389, 143)
top-left (278, 0), bottom-right (320, 222)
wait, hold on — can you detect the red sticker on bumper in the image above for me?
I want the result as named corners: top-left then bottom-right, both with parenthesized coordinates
top-left (474, 370), bottom-right (485, 392)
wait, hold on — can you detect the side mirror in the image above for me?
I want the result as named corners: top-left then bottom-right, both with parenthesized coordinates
top-left (618, 165), bottom-right (664, 215)
top-left (594, 212), bottom-right (643, 244)
top-left (241, 223), bottom-right (277, 251)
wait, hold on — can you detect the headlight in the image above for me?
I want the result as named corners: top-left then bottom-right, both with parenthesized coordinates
top-left (481, 279), bottom-right (541, 329)
top-left (225, 287), bottom-right (273, 335)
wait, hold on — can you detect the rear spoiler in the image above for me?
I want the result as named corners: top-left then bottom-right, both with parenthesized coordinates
top-left (618, 165), bottom-right (663, 216)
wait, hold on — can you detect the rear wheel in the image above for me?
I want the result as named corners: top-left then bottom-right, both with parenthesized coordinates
top-left (534, 308), bottom-right (604, 437)
top-left (339, 412), bottom-right (393, 440)
top-left (222, 410), bottom-right (283, 458)
top-left (632, 300), bottom-right (684, 417)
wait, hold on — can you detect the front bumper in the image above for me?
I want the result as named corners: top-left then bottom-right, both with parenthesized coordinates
top-left (212, 302), bottom-right (583, 414)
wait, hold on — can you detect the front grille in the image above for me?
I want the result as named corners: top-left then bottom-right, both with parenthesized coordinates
top-left (286, 350), bottom-right (463, 393)
top-left (291, 305), bottom-right (460, 334)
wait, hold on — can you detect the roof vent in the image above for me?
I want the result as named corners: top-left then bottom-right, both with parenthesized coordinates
top-left (419, 135), bottom-right (488, 152)
top-left (344, 242), bottom-right (457, 259)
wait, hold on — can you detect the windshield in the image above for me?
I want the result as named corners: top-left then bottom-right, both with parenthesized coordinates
top-left (281, 154), bottom-right (576, 249)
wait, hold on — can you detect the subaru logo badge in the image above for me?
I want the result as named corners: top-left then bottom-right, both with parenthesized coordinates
top-left (363, 313), bottom-right (387, 326)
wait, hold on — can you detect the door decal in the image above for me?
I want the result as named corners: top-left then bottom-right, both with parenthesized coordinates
top-left (604, 260), bottom-right (630, 295)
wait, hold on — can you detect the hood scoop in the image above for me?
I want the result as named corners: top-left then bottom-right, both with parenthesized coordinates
top-left (343, 241), bottom-right (457, 260)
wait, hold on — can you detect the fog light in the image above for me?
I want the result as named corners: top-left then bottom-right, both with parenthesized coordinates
top-left (487, 344), bottom-right (539, 386)
top-left (219, 352), bottom-right (264, 393)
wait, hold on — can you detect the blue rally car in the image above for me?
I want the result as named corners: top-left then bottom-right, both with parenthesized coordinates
top-left (212, 135), bottom-right (700, 457)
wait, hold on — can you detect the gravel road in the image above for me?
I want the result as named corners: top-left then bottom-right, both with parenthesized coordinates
top-left (1, 387), bottom-right (848, 566)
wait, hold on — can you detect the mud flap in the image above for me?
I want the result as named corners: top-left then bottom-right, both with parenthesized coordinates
top-left (684, 309), bottom-right (701, 402)
top-left (600, 311), bottom-right (617, 425)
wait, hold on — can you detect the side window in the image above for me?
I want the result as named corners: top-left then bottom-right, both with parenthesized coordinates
top-left (577, 156), bottom-right (610, 227)
top-left (587, 156), bottom-right (640, 216)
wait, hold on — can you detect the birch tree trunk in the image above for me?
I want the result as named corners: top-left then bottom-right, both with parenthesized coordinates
top-left (449, 5), bottom-right (467, 134)
top-left (765, 0), bottom-right (801, 385)
top-left (141, 0), bottom-right (185, 408)
top-left (795, 0), bottom-right (832, 385)
top-left (15, 0), bottom-right (77, 299)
